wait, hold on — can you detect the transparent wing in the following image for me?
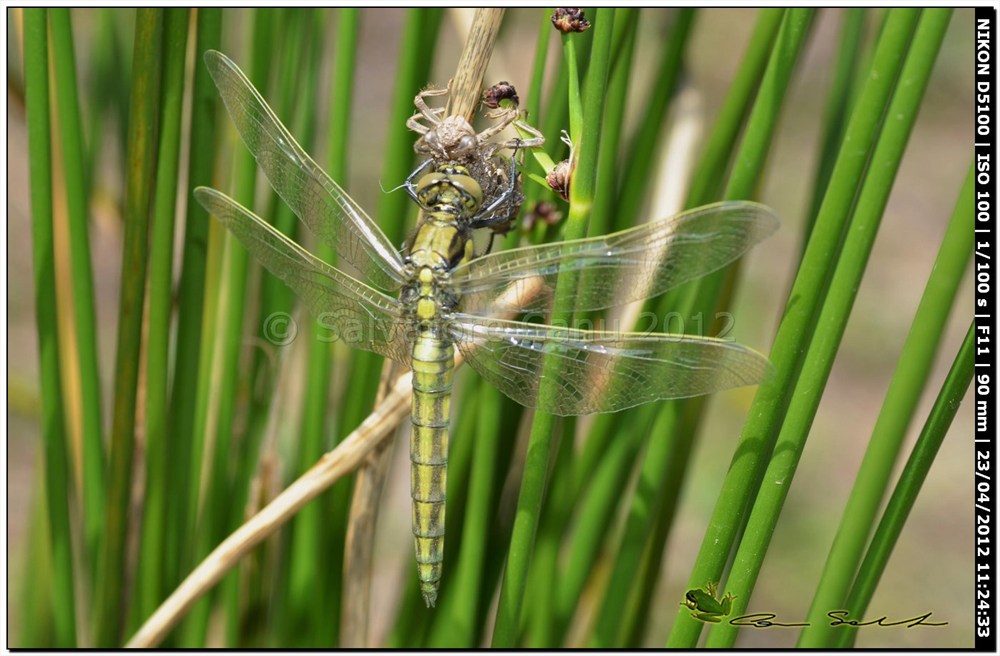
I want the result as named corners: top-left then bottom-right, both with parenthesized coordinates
top-left (195, 187), bottom-right (411, 365)
top-left (204, 49), bottom-right (406, 290)
top-left (450, 315), bottom-right (771, 415)
top-left (449, 201), bottom-right (778, 317)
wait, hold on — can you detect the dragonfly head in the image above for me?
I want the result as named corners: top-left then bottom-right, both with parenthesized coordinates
top-left (415, 164), bottom-right (484, 218)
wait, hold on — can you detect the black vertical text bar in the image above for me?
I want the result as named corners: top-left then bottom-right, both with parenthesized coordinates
top-left (974, 6), bottom-right (996, 652)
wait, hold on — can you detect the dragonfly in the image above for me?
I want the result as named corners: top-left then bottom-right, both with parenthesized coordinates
top-left (406, 80), bottom-right (546, 237)
top-left (195, 50), bottom-right (779, 607)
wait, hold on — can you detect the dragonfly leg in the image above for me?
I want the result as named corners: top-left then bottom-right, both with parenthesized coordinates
top-left (403, 159), bottom-right (436, 204)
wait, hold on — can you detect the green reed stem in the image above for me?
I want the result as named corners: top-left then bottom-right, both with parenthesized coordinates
top-left (589, 10), bottom-right (812, 647)
top-left (685, 8), bottom-right (785, 208)
top-left (491, 8), bottom-right (614, 647)
top-left (166, 6), bottom-right (221, 602)
top-left (835, 322), bottom-right (974, 648)
top-left (802, 8), bottom-right (867, 246)
top-left (706, 9), bottom-right (950, 648)
top-left (225, 14), bottom-right (328, 644)
top-left (135, 7), bottom-right (189, 631)
top-left (666, 9), bottom-right (922, 648)
top-left (182, 11), bottom-right (273, 645)
top-left (616, 8), bottom-right (696, 228)
top-left (25, 8), bottom-right (78, 647)
top-left (566, 8), bottom-right (697, 526)
top-left (93, 9), bottom-right (163, 646)
top-left (48, 8), bottom-right (106, 562)
top-left (588, 8), bottom-right (637, 239)
top-left (526, 420), bottom-right (575, 648)
top-left (799, 18), bottom-right (966, 650)
top-left (276, 9), bottom-right (359, 647)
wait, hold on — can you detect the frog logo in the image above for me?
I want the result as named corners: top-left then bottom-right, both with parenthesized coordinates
top-left (681, 582), bottom-right (737, 623)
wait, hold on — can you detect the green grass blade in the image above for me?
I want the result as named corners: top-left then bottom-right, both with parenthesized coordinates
top-left (800, 160), bottom-right (973, 646)
top-left (522, 9), bottom-right (642, 644)
top-left (166, 6), bottom-right (221, 602)
top-left (621, 406), bottom-right (705, 645)
top-left (93, 9), bottom-right (163, 646)
top-left (616, 8), bottom-right (696, 228)
top-left (586, 7), bottom-right (635, 238)
top-left (723, 8), bottom-right (814, 201)
top-left (280, 9), bottom-right (359, 647)
top-left (834, 324), bottom-right (974, 648)
top-left (491, 9), bottom-right (614, 646)
top-left (555, 415), bottom-right (647, 639)
top-left (48, 8), bottom-right (106, 561)
top-left (177, 193), bottom-right (226, 648)
top-left (223, 14), bottom-right (328, 645)
top-left (704, 9), bottom-right (951, 648)
top-left (523, 419), bottom-right (575, 647)
top-left (578, 21), bottom-right (787, 624)
top-left (19, 478), bottom-right (58, 646)
top-left (247, 11), bottom-right (323, 424)
top-left (589, 402), bottom-right (685, 647)
top-left (182, 11), bottom-right (274, 645)
top-left (525, 8), bottom-right (551, 150)
top-left (685, 8), bottom-right (785, 207)
top-left (315, 10), bottom-right (361, 643)
top-left (593, 8), bottom-right (816, 648)
top-left (802, 8), bottom-right (867, 245)
top-left (135, 7), bottom-right (189, 631)
top-left (666, 9), bottom-right (922, 647)
top-left (24, 8), bottom-right (78, 647)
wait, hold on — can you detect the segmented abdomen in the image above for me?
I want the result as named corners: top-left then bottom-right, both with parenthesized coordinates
top-left (410, 334), bottom-right (453, 607)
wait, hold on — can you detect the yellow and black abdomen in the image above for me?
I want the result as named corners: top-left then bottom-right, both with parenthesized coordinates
top-left (406, 216), bottom-right (465, 608)
top-left (404, 166), bottom-right (481, 607)
top-left (410, 333), bottom-right (454, 607)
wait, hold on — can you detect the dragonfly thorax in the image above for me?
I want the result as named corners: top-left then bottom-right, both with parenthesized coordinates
top-left (403, 214), bottom-right (470, 331)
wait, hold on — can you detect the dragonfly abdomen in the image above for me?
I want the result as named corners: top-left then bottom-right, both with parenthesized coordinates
top-left (410, 333), bottom-right (454, 608)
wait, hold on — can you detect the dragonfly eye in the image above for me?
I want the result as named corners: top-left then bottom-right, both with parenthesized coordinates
top-left (415, 169), bottom-right (484, 214)
top-left (447, 173), bottom-right (484, 211)
top-left (415, 172), bottom-right (446, 206)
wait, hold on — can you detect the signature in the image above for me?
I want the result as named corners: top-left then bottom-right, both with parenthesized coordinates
top-left (727, 611), bottom-right (948, 629)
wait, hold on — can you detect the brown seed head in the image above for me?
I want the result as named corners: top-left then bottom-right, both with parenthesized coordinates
top-left (482, 80), bottom-right (520, 109)
top-left (552, 8), bottom-right (591, 33)
top-left (546, 159), bottom-right (572, 201)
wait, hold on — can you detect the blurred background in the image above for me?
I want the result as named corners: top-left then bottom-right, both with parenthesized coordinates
top-left (7, 8), bottom-right (974, 648)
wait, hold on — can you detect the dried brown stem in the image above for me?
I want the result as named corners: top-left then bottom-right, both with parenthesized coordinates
top-left (447, 8), bottom-right (505, 121)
